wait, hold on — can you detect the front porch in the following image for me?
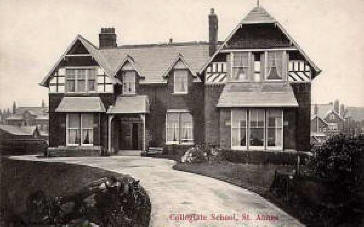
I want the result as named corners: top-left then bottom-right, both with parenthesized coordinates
top-left (107, 95), bottom-right (150, 155)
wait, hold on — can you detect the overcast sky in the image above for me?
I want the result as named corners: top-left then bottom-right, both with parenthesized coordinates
top-left (0, 0), bottom-right (363, 110)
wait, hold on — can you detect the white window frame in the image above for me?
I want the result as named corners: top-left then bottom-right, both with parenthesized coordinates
top-left (231, 52), bottom-right (251, 81)
top-left (249, 109), bottom-right (265, 150)
top-left (166, 111), bottom-right (194, 145)
top-left (265, 51), bottom-right (285, 82)
top-left (122, 71), bottom-right (136, 95)
top-left (66, 113), bottom-right (94, 146)
top-left (266, 109), bottom-right (283, 150)
top-left (230, 108), bottom-right (283, 151)
top-left (231, 109), bottom-right (248, 150)
top-left (65, 67), bottom-right (97, 93)
top-left (173, 70), bottom-right (188, 94)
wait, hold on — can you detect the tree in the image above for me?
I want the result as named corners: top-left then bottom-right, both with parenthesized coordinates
top-left (334, 99), bottom-right (339, 113)
top-left (13, 101), bottom-right (16, 114)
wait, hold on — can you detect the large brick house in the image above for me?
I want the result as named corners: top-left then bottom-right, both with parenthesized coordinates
top-left (40, 6), bottom-right (321, 155)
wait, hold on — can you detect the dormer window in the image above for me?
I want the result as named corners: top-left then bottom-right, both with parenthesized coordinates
top-left (174, 70), bottom-right (188, 94)
top-left (65, 68), bottom-right (96, 93)
top-left (122, 71), bottom-right (136, 94)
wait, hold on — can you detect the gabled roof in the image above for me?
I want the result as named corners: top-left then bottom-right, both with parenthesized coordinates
top-left (162, 53), bottom-right (195, 78)
top-left (200, 6), bottom-right (321, 77)
top-left (115, 55), bottom-right (143, 77)
top-left (98, 42), bottom-right (209, 83)
top-left (41, 37), bottom-right (210, 85)
top-left (241, 6), bottom-right (276, 24)
top-left (40, 35), bottom-right (120, 87)
top-left (311, 103), bottom-right (343, 120)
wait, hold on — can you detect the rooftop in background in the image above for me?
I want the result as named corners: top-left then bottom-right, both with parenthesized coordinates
top-left (0, 125), bottom-right (38, 136)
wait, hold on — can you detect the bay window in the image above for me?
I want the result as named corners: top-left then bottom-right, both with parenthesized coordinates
top-left (231, 108), bottom-right (283, 150)
top-left (67, 113), bottom-right (94, 145)
top-left (65, 68), bottom-right (96, 93)
top-left (174, 70), bottom-right (188, 93)
top-left (166, 111), bottom-right (193, 144)
top-left (122, 71), bottom-right (136, 94)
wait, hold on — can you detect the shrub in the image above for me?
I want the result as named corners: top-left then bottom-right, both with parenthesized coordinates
top-left (180, 144), bottom-right (222, 163)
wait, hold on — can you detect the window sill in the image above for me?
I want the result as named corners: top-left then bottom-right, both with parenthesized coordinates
top-left (166, 142), bottom-right (194, 145)
top-left (172, 92), bottom-right (188, 95)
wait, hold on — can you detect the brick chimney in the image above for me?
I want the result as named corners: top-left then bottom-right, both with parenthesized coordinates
top-left (99, 28), bottom-right (117, 48)
top-left (209, 8), bottom-right (218, 56)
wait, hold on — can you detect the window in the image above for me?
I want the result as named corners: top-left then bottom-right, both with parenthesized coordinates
top-left (122, 71), bottom-right (136, 94)
top-left (232, 52), bottom-right (250, 81)
top-left (231, 109), bottom-right (247, 149)
top-left (253, 52), bottom-right (262, 82)
top-left (65, 68), bottom-right (96, 93)
top-left (67, 113), bottom-right (93, 145)
top-left (166, 111), bottom-right (193, 144)
top-left (231, 108), bottom-right (283, 150)
top-left (174, 70), bottom-right (188, 93)
top-left (249, 109), bottom-right (265, 148)
top-left (97, 67), bottom-right (113, 93)
top-left (266, 109), bottom-right (283, 148)
top-left (49, 70), bottom-right (65, 93)
top-left (266, 51), bottom-right (284, 81)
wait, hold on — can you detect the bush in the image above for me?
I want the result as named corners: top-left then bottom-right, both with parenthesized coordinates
top-left (180, 144), bottom-right (222, 163)
top-left (310, 135), bottom-right (363, 197)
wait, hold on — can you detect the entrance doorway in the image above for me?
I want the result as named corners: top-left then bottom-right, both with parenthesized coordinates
top-left (120, 120), bottom-right (140, 150)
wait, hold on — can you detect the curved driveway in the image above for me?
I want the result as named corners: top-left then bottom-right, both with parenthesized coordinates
top-left (10, 156), bottom-right (302, 226)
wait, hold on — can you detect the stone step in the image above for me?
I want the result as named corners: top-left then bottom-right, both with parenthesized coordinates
top-left (115, 150), bottom-right (142, 156)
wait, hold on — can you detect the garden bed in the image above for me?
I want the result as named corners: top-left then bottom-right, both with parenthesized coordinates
top-left (0, 157), bottom-right (151, 226)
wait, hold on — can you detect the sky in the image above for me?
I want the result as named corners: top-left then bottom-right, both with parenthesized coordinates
top-left (0, 0), bottom-right (363, 110)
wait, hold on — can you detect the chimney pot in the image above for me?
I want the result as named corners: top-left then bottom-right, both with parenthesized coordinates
top-left (169, 38), bottom-right (173, 44)
top-left (208, 8), bottom-right (218, 56)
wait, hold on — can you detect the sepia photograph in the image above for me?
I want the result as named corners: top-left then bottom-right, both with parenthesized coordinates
top-left (0, 0), bottom-right (363, 226)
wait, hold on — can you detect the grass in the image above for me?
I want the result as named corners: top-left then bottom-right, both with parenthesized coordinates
top-left (0, 157), bottom-right (151, 226)
top-left (173, 161), bottom-right (309, 225)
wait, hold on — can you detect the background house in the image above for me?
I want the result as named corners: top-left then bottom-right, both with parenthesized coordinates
top-left (4, 101), bottom-right (49, 137)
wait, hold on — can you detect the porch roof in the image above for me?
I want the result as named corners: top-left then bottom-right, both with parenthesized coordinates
top-left (217, 82), bottom-right (298, 108)
top-left (107, 95), bottom-right (150, 114)
top-left (55, 97), bottom-right (106, 112)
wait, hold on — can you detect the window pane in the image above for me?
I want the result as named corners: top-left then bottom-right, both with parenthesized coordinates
top-left (233, 52), bottom-right (249, 67)
top-left (77, 80), bottom-right (86, 92)
top-left (68, 114), bottom-right (80, 128)
top-left (123, 71), bottom-right (135, 94)
top-left (267, 109), bottom-right (282, 128)
top-left (88, 79), bottom-right (95, 91)
top-left (267, 51), bottom-right (283, 80)
top-left (167, 113), bottom-right (179, 142)
top-left (66, 80), bottom-right (75, 92)
top-left (82, 114), bottom-right (93, 128)
top-left (68, 129), bottom-right (80, 145)
top-left (267, 128), bottom-right (282, 147)
top-left (181, 113), bottom-right (193, 142)
top-left (66, 69), bottom-right (76, 78)
top-left (231, 109), bottom-right (247, 147)
top-left (233, 67), bottom-right (249, 81)
top-left (250, 128), bottom-right (264, 146)
top-left (82, 129), bottom-right (93, 144)
top-left (174, 70), bottom-right (188, 93)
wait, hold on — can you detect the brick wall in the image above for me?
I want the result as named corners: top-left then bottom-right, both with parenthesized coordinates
top-left (204, 84), bottom-right (224, 145)
top-left (292, 83), bottom-right (311, 151)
